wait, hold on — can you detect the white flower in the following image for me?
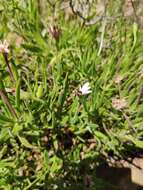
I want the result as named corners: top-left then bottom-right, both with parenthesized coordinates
top-left (0, 40), bottom-right (9, 54)
top-left (79, 82), bottom-right (92, 95)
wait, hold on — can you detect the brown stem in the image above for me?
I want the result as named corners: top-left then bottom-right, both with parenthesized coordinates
top-left (3, 53), bottom-right (15, 83)
top-left (137, 86), bottom-right (143, 105)
top-left (0, 89), bottom-right (17, 118)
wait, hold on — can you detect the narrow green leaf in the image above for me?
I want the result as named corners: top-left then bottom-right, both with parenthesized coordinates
top-left (18, 135), bottom-right (36, 149)
top-left (36, 84), bottom-right (43, 98)
top-left (22, 43), bottom-right (42, 53)
top-left (94, 131), bottom-right (108, 141)
top-left (0, 114), bottom-right (14, 123)
top-left (57, 73), bottom-right (68, 109)
top-left (50, 156), bottom-right (63, 173)
top-left (12, 123), bottom-right (23, 135)
top-left (16, 79), bottom-right (21, 110)
top-left (0, 161), bottom-right (15, 168)
top-left (134, 140), bottom-right (143, 149)
top-left (131, 22), bottom-right (138, 51)
top-left (0, 128), bottom-right (10, 143)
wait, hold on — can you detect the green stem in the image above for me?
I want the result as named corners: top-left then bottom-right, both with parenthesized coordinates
top-left (98, 19), bottom-right (106, 56)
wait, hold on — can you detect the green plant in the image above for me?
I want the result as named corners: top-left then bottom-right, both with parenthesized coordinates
top-left (0, 0), bottom-right (143, 189)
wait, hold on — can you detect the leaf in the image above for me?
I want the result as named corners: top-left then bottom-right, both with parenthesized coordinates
top-left (20, 90), bottom-right (31, 99)
top-left (123, 135), bottom-right (143, 149)
top-left (0, 114), bottom-right (14, 123)
top-left (15, 79), bottom-right (21, 110)
top-left (0, 128), bottom-right (10, 143)
top-left (0, 77), bottom-right (5, 90)
top-left (18, 135), bottom-right (36, 149)
top-left (11, 59), bottom-right (19, 81)
top-left (0, 161), bottom-right (15, 168)
top-left (12, 123), bottom-right (23, 135)
top-left (57, 73), bottom-right (68, 109)
top-left (50, 156), bottom-right (63, 173)
top-left (132, 22), bottom-right (138, 51)
top-left (21, 43), bottom-right (42, 53)
top-left (94, 131), bottom-right (108, 141)
top-left (134, 140), bottom-right (143, 149)
top-left (0, 145), bottom-right (7, 159)
top-left (36, 84), bottom-right (43, 98)
top-left (43, 150), bottom-right (49, 166)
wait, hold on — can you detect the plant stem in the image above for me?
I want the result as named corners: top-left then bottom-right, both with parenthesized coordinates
top-left (0, 77), bottom-right (17, 118)
top-left (3, 52), bottom-right (15, 83)
top-left (0, 90), bottom-right (17, 118)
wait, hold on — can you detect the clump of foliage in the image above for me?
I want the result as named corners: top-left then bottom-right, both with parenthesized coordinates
top-left (0, 0), bottom-right (143, 189)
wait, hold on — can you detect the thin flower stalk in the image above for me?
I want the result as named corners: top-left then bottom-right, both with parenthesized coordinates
top-left (0, 40), bottom-right (15, 83)
top-left (3, 52), bottom-right (15, 83)
top-left (0, 90), bottom-right (17, 118)
top-left (0, 78), bottom-right (17, 118)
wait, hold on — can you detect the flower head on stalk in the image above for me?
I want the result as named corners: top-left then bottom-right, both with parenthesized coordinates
top-left (0, 40), bottom-right (15, 82)
top-left (0, 40), bottom-right (9, 54)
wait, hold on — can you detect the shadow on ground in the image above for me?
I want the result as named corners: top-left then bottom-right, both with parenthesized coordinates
top-left (96, 163), bottom-right (143, 190)
top-left (45, 158), bottom-right (143, 190)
